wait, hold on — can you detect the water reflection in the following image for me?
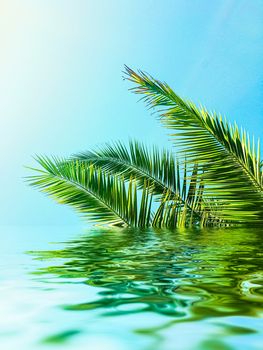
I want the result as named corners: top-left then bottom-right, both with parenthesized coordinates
top-left (30, 227), bottom-right (263, 349)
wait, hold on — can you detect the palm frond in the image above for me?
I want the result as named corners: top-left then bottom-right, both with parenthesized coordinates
top-left (74, 140), bottom-right (178, 195)
top-left (124, 66), bottom-right (263, 223)
top-left (74, 141), bottom-right (220, 224)
top-left (28, 156), bottom-right (219, 228)
top-left (27, 156), bottom-right (154, 227)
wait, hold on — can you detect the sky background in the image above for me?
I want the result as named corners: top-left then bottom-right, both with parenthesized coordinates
top-left (1, 0), bottom-right (263, 226)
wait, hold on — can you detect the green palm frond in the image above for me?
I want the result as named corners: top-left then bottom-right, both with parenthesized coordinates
top-left (74, 140), bottom-right (178, 195)
top-left (27, 156), bottom-right (219, 228)
top-left (27, 156), bottom-right (154, 227)
top-left (74, 141), bottom-right (221, 224)
top-left (124, 66), bottom-right (263, 224)
top-left (74, 140), bottom-right (191, 202)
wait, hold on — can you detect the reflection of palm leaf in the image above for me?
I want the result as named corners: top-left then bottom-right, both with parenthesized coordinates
top-left (28, 156), bottom-right (153, 227)
top-left (31, 227), bottom-right (262, 319)
top-left (124, 66), bottom-right (263, 224)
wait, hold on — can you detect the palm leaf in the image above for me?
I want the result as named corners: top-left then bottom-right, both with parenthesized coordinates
top-left (124, 66), bottom-right (263, 224)
top-left (28, 155), bottom-right (218, 228)
top-left (74, 140), bottom-right (178, 195)
top-left (74, 140), bottom-right (219, 224)
top-left (27, 156), bottom-right (154, 227)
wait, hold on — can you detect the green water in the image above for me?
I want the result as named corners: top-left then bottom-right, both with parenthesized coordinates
top-left (0, 226), bottom-right (262, 350)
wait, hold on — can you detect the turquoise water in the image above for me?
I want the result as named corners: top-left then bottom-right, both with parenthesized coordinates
top-left (0, 226), bottom-right (262, 350)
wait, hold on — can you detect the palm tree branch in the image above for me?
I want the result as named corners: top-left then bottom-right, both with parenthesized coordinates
top-left (27, 156), bottom-right (155, 227)
top-left (74, 141), bottom-right (213, 221)
top-left (124, 66), bottom-right (263, 222)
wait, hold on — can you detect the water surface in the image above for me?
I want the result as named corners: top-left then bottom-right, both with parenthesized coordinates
top-left (0, 226), bottom-right (262, 349)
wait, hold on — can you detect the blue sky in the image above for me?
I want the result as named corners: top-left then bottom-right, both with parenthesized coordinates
top-left (1, 0), bottom-right (262, 226)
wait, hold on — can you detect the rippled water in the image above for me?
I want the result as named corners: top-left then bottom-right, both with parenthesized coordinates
top-left (0, 226), bottom-right (262, 350)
